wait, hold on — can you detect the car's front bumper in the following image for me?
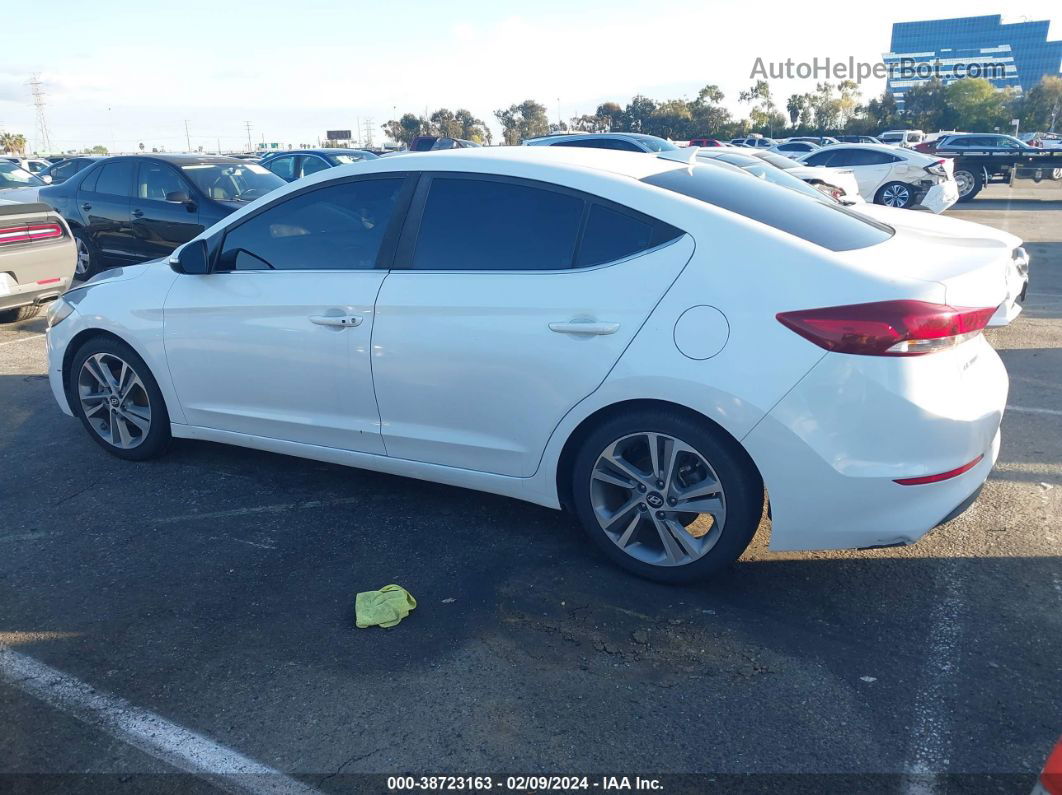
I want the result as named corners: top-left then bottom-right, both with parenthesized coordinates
top-left (46, 314), bottom-right (76, 417)
top-left (742, 335), bottom-right (1007, 551)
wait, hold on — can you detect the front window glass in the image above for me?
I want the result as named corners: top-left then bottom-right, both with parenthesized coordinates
top-left (181, 162), bottom-right (284, 202)
top-left (0, 162), bottom-right (45, 188)
top-left (138, 163), bottom-right (191, 200)
top-left (218, 178), bottom-right (404, 271)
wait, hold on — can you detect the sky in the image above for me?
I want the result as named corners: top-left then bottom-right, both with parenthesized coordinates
top-left (0, 0), bottom-right (1058, 153)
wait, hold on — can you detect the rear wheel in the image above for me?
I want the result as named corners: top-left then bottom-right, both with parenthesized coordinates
top-left (70, 337), bottom-right (171, 461)
top-left (954, 168), bottom-right (983, 202)
top-left (570, 409), bottom-right (763, 583)
top-left (875, 181), bottom-right (915, 208)
top-left (0, 305), bottom-right (42, 324)
top-left (73, 231), bottom-right (101, 280)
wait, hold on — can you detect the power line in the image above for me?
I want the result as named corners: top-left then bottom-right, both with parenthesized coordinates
top-left (28, 74), bottom-right (52, 153)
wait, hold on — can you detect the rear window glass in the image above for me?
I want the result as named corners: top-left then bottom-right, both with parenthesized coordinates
top-left (642, 164), bottom-right (893, 252)
top-left (576, 205), bottom-right (655, 268)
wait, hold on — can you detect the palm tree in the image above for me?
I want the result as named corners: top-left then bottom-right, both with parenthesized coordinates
top-left (0, 132), bottom-right (27, 155)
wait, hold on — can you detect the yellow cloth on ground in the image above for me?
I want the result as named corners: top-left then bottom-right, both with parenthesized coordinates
top-left (355, 585), bottom-right (417, 628)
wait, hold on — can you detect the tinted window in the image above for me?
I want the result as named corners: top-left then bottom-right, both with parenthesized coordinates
top-left (830, 149), bottom-right (899, 166)
top-left (93, 160), bottom-right (135, 197)
top-left (218, 178), bottom-right (403, 271)
top-left (802, 151), bottom-right (837, 166)
top-left (576, 205), bottom-right (658, 268)
top-left (301, 156), bottom-right (329, 176)
top-left (0, 162), bottom-right (45, 189)
top-left (49, 161), bottom-right (76, 179)
top-left (137, 163), bottom-right (190, 200)
top-left (267, 156), bottom-right (296, 180)
top-left (79, 165), bottom-right (100, 192)
top-left (552, 138), bottom-right (641, 152)
top-left (412, 178), bottom-right (583, 271)
top-left (643, 164), bottom-right (893, 252)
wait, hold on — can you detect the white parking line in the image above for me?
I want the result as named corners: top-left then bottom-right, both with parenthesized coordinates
top-left (0, 648), bottom-right (322, 795)
top-left (0, 334), bottom-right (45, 347)
top-left (902, 561), bottom-right (964, 795)
top-left (1008, 405), bottom-right (1062, 417)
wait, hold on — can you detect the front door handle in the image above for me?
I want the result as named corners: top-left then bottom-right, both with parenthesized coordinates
top-left (548, 320), bottom-right (620, 336)
top-left (309, 314), bottom-right (363, 328)
top-left (131, 209), bottom-right (144, 218)
top-left (81, 202), bottom-right (92, 211)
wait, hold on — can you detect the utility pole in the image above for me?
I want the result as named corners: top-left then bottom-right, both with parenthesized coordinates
top-left (557, 97), bottom-right (561, 127)
top-left (364, 118), bottom-right (374, 148)
top-left (28, 74), bottom-right (52, 153)
top-left (184, 120), bottom-right (191, 152)
top-left (243, 121), bottom-right (253, 152)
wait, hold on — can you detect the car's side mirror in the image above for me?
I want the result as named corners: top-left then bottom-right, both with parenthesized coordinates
top-left (170, 239), bottom-right (210, 275)
top-left (166, 191), bottom-right (191, 203)
top-left (41, 174), bottom-right (53, 184)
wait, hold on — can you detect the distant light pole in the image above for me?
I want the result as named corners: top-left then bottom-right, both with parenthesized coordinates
top-left (556, 97), bottom-right (561, 127)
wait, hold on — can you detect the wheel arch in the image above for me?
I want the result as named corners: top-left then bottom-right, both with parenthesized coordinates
top-left (554, 398), bottom-right (763, 512)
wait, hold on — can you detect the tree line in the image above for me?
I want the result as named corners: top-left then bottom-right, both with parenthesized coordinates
top-left (383, 75), bottom-right (1062, 146)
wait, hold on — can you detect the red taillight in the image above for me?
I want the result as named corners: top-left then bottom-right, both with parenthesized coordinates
top-left (0, 223), bottom-right (64, 246)
top-left (776, 300), bottom-right (996, 356)
top-left (894, 455), bottom-right (983, 485)
top-left (1041, 736), bottom-right (1062, 795)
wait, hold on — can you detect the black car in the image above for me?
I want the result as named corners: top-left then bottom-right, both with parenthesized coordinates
top-left (260, 148), bottom-right (378, 182)
top-left (38, 156), bottom-right (106, 185)
top-left (39, 154), bottom-right (285, 278)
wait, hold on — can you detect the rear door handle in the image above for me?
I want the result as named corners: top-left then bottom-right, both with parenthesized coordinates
top-left (81, 202), bottom-right (91, 211)
top-left (131, 209), bottom-right (144, 218)
top-left (548, 321), bottom-right (620, 336)
top-left (309, 314), bottom-right (363, 328)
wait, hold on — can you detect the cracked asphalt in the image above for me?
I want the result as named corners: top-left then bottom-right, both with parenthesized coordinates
top-left (0, 183), bottom-right (1060, 794)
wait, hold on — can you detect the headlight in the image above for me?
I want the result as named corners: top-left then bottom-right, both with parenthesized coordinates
top-left (46, 297), bottom-right (75, 328)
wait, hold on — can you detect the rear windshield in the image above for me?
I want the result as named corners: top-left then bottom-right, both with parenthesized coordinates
top-left (642, 163), bottom-right (893, 252)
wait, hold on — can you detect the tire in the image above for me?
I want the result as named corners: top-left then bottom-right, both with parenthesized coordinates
top-left (0, 305), bottom-right (42, 324)
top-left (874, 181), bottom-right (915, 208)
top-left (954, 168), bottom-right (983, 202)
top-left (570, 408), bottom-right (763, 583)
top-left (73, 230), bottom-right (102, 280)
top-left (69, 336), bottom-right (171, 461)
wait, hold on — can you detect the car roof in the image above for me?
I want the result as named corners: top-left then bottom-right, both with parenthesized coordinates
top-left (103, 154), bottom-right (251, 164)
top-left (264, 148), bottom-right (372, 156)
top-left (525, 132), bottom-right (668, 144)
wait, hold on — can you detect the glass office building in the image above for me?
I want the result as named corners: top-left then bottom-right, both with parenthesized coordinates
top-left (884, 15), bottom-right (1062, 109)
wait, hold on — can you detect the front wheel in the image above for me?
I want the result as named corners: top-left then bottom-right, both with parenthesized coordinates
top-left (570, 409), bottom-right (763, 583)
top-left (954, 168), bottom-right (983, 202)
top-left (875, 181), bottom-right (915, 208)
top-left (70, 337), bottom-right (171, 461)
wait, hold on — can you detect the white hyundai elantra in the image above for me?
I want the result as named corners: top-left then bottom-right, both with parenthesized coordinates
top-left (45, 147), bottom-right (1009, 582)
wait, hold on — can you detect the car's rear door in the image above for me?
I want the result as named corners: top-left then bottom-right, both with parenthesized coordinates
top-left (76, 159), bottom-right (137, 267)
top-left (130, 160), bottom-right (203, 262)
top-left (164, 174), bottom-right (412, 451)
top-left (370, 173), bottom-right (692, 477)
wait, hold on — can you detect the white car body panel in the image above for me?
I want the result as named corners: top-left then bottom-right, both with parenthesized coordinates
top-left (45, 146), bottom-right (1010, 555)
top-left (785, 165), bottom-right (862, 202)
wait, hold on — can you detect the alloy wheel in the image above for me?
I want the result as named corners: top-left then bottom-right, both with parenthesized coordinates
top-left (882, 184), bottom-right (911, 207)
top-left (589, 432), bottom-right (727, 567)
top-left (74, 238), bottom-right (91, 278)
top-left (954, 170), bottom-right (974, 198)
top-left (77, 353), bottom-right (152, 449)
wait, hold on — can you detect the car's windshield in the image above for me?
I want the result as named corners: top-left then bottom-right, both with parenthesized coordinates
top-left (751, 151), bottom-right (804, 170)
top-left (0, 162), bottom-right (46, 189)
top-left (332, 152), bottom-right (378, 164)
top-left (643, 163), bottom-right (893, 252)
top-left (631, 136), bottom-right (678, 152)
top-left (705, 153), bottom-right (837, 203)
top-left (180, 162), bottom-right (285, 202)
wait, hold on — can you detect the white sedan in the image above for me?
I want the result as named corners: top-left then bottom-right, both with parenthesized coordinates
top-left (45, 147), bottom-right (1008, 582)
top-left (797, 143), bottom-right (959, 212)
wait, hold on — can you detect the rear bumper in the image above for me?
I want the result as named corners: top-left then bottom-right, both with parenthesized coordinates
top-left (0, 273), bottom-right (71, 312)
top-left (742, 336), bottom-right (1006, 551)
top-left (917, 181), bottom-right (959, 213)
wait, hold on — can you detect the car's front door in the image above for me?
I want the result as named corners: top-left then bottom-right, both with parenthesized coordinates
top-left (77, 159), bottom-right (137, 267)
top-left (371, 174), bottom-right (693, 477)
top-left (130, 161), bottom-right (203, 262)
top-left (164, 175), bottom-right (411, 451)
